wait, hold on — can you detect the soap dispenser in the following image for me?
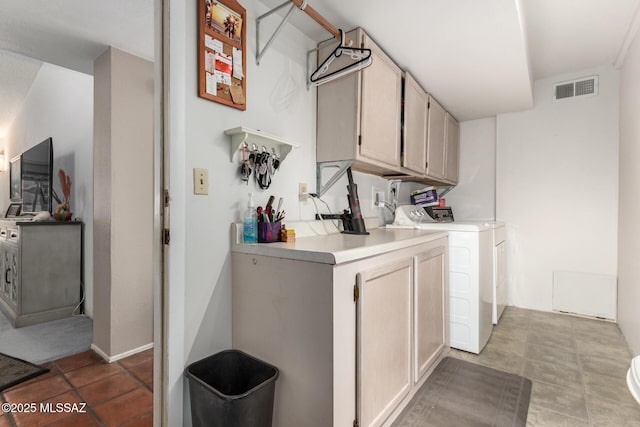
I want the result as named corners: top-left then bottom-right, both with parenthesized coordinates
top-left (243, 193), bottom-right (258, 244)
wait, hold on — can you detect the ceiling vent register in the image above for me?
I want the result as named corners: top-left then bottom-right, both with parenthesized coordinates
top-left (554, 76), bottom-right (598, 101)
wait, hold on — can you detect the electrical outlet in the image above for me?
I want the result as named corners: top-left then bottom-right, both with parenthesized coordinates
top-left (299, 183), bottom-right (308, 201)
top-left (372, 187), bottom-right (384, 209)
top-left (193, 168), bottom-right (208, 195)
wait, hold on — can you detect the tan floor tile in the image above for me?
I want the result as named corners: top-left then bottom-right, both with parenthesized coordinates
top-left (526, 404), bottom-right (590, 427)
top-left (529, 380), bottom-right (588, 421)
top-left (528, 329), bottom-right (576, 350)
top-left (470, 346), bottom-right (525, 375)
top-left (486, 330), bottom-right (528, 356)
top-left (529, 310), bottom-right (573, 329)
top-left (579, 353), bottom-right (631, 379)
top-left (583, 371), bottom-right (639, 408)
top-left (525, 342), bottom-right (579, 368)
top-left (587, 395), bottom-right (640, 427)
top-left (524, 359), bottom-right (582, 390)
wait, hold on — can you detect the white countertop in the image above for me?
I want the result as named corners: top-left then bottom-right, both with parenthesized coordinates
top-left (231, 224), bottom-right (448, 265)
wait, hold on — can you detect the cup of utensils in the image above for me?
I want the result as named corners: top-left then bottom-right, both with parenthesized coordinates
top-left (257, 196), bottom-right (284, 242)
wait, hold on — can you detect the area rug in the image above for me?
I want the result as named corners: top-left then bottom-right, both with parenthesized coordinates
top-left (0, 352), bottom-right (49, 391)
top-left (392, 357), bottom-right (532, 427)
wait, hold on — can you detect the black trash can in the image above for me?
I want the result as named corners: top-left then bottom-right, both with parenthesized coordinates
top-left (186, 349), bottom-right (279, 427)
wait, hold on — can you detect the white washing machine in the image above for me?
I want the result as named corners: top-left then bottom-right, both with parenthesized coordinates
top-left (389, 206), bottom-right (494, 354)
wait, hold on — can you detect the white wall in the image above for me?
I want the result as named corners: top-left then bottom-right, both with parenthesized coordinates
top-left (166, 1), bottom-right (394, 424)
top-left (445, 117), bottom-right (496, 220)
top-left (496, 64), bottom-right (619, 312)
top-left (93, 47), bottom-right (154, 358)
top-left (4, 62), bottom-right (94, 315)
top-left (618, 29), bottom-right (640, 356)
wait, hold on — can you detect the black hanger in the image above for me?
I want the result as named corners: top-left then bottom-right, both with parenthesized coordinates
top-left (310, 29), bottom-right (372, 86)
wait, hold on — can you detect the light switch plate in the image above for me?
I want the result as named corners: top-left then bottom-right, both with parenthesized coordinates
top-left (193, 168), bottom-right (208, 195)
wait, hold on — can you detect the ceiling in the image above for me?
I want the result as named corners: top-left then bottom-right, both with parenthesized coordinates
top-left (0, 0), bottom-right (638, 135)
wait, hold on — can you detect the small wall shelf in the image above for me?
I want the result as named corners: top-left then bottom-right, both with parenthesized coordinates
top-left (226, 127), bottom-right (300, 162)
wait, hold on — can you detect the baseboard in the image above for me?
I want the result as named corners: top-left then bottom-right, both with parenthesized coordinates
top-left (91, 342), bottom-right (154, 363)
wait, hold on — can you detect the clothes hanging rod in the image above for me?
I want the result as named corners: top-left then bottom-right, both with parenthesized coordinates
top-left (256, 0), bottom-right (349, 65)
top-left (288, 0), bottom-right (341, 40)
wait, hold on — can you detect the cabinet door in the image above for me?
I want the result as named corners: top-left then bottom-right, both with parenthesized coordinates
top-left (1, 244), bottom-right (19, 310)
top-left (414, 247), bottom-right (448, 384)
top-left (359, 32), bottom-right (402, 167)
top-left (444, 113), bottom-right (460, 183)
top-left (357, 258), bottom-right (412, 427)
top-left (403, 73), bottom-right (428, 174)
top-left (426, 96), bottom-right (446, 179)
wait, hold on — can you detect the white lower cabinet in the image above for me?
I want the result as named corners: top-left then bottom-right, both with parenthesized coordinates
top-left (232, 235), bottom-right (449, 427)
top-left (358, 259), bottom-right (413, 427)
top-left (414, 247), bottom-right (448, 385)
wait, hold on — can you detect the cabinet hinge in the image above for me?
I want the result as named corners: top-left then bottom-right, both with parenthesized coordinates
top-left (353, 283), bottom-right (359, 301)
top-left (163, 189), bottom-right (170, 207)
top-left (353, 419), bottom-right (359, 427)
top-left (163, 228), bottom-right (170, 245)
top-left (428, 101), bottom-right (431, 109)
top-left (358, 135), bottom-right (362, 146)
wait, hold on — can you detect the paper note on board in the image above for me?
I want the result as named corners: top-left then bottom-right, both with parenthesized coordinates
top-left (229, 84), bottom-right (245, 104)
top-left (205, 72), bottom-right (216, 95)
top-left (215, 51), bottom-right (233, 85)
top-left (214, 70), bottom-right (231, 85)
top-left (215, 52), bottom-right (232, 74)
top-left (205, 34), bottom-right (223, 53)
top-left (232, 47), bottom-right (244, 80)
top-left (205, 50), bottom-right (215, 73)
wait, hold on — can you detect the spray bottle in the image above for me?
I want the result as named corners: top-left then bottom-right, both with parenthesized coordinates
top-left (243, 193), bottom-right (258, 244)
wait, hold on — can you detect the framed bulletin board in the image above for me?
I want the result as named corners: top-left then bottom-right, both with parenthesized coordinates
top-left (198, 0), bottom-right (247, 110)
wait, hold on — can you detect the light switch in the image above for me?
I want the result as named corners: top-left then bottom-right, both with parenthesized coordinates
top-left (193, 168), bottom-right (208, 195)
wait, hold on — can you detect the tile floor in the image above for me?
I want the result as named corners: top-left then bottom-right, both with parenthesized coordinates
top-left (450, 307), bottom-right (640, 427)
top-left (0, 349), bottom-right (153, 427)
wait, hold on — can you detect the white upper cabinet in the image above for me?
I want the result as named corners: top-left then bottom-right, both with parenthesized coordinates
top-left (403, 73), bottom-right (428, 175)
top-left (316, 28), bottom-right (458, 185)
top-left (444, 113), bottom-right (460, 183)
top-left (426, 96), bottom-right (446, 180)
top-left (317, 28), bottom-right (402, 174)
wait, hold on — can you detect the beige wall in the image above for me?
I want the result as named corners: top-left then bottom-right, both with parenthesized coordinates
top-left (93, 47), bottom-right (154, 358)
top-left (618, 31), bottom-right (640, 356)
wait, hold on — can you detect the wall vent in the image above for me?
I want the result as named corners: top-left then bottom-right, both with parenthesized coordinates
top-left (554, 75), bottom-right (598, 101)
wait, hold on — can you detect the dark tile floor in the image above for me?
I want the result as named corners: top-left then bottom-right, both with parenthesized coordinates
top-left (1, 349), bottom-right (153, 427)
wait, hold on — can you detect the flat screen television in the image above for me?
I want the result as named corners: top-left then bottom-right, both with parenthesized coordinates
top-left (20, 137), bottom-right (54, 214)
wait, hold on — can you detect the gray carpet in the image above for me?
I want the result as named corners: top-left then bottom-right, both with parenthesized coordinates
top-left (0, 311), bottom-right (93, 364)
top-left (0, 352), bottom-right (49, 391)
top-left (393, 357), bottom-right (532, 427)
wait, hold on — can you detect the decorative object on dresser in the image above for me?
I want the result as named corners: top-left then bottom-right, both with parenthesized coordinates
top-left (53, 169), bottom-right (72, 221)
